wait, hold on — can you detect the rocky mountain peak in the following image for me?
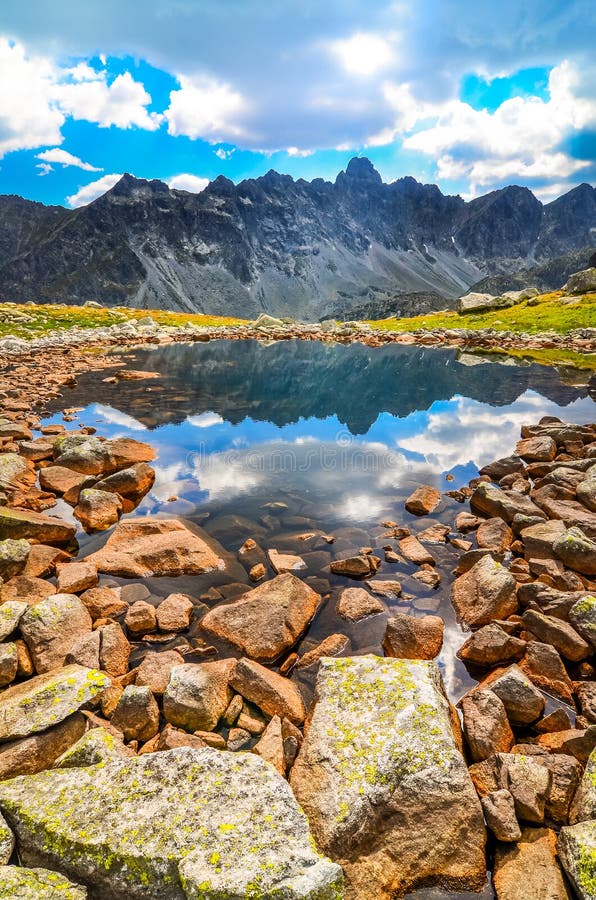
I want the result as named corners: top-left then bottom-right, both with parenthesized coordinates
top-left (338, 157), bottom-right (383, 186)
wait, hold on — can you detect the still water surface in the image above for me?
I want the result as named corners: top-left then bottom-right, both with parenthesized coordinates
top-left (41, 340), bottom-right (595, 897)
top-left (41, 339), bottom-right (595, 704)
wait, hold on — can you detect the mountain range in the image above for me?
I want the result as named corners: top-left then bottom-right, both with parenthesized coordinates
top-left (0, 157), bottom-right (594, 319)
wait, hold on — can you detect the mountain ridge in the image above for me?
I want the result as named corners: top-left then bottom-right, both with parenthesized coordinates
top-left (0, 159), bottom-right (594, 319)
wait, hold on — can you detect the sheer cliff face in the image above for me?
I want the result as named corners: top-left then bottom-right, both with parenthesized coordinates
top-left (0, 158), bottom-right (594, 319)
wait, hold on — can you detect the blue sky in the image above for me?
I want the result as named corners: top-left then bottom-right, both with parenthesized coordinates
top-left (0, 0), bottom-right (594, 208)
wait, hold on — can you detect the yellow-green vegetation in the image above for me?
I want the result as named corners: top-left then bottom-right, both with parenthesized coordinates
top-left (0, 302), bottom-right (246, 339)
top-left (367, 290), bottom-right (596, 336)
top-left (483, 346), bottom-right (596, 372)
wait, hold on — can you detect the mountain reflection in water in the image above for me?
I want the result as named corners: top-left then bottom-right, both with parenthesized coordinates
top-left (41, 339), bottom-right (595, 726)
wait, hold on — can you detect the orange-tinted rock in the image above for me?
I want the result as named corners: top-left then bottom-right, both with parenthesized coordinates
top-left (136, 650), bottom-right (184, 696)
top-left (84, 518), bottom-right (223, 577)
top-left (55, 561), bottom-right (98, 594)
top-left (296, 634), bottom-right (350, 669)
top-left (451, 556), bottom-right (518, 627)
top-left (383, 613), bottom-right (444, 659)
top-left (79, 586), bottom-right (127, 621)
top-left (38, 465), bottom-right (87, 497)
top-left (155, 593), bottom-right (194, 632)
top-left (0, 506), bottom-right (76, 545)
top-left (201, 573), bottom-right (320, 663)
top-left (230, 657), bottom-right (306, 725)
top-left (405, 485), bottom-right (441, 516)
top-left (74, 488), bottom-right (123, 532)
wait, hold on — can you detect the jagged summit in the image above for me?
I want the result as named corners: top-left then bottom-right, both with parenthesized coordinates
top-left (0, 161), bottom-right (593, 319)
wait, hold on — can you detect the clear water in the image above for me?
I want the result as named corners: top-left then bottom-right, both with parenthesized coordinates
top-left (40, 339), bottom-right (594, 898)
top-left (41, 339), bottom-right (594, 701)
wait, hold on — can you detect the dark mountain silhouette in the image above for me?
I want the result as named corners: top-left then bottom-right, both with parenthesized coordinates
top-left (0, 160), bottom-right (594, 318)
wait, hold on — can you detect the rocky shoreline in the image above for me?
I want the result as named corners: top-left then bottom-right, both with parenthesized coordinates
top-left (1, 312), bottom-right (595, 362)
top-left (0, 339), bottom-right (596, 897)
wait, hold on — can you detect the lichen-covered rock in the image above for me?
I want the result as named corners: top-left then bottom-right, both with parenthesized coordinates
top-left (558, 820), bottom-right (596, 899)
top-left (553, 527), bottom-right (596, 576)
top-left (571, 748), bottom-right (596, 824)
top-left (0, 644), bottom-right (17, 687)
top-left (0, 539), bottom-right (29, 580)
top-left (201, 573), bottom-right (321, 663)
top-left (0, 506), bottom-right (76, 545)
top-left (569, 595), bottom-right (596, 650)
top-left (290, 656), bottom-right (486, 899)
top-left (0, 665), bottom-right (109, 742)
top-left (0, 600), bottom-right (27, 641)
top-left (0, 747), bottom-right (342, 900)
top-left (84, 518), bottom-right (223, 577)
top-left (20, 594), bottom-right (93, 673)
top-left (0, 813), bottom-right (13, 864)
top-left (53, 727), bottom-right (134, 769)
top-left (0, 865), bottom-right (87, 899)
top-left (53, 436), bottom-right (155, 476)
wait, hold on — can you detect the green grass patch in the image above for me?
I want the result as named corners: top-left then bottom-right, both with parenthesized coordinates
top-left (483, 346), bottom-right (596, 371)
top-left (0, 303), bottom-right (247, 340)
top-left (367, 290), bottom-right (596, 336)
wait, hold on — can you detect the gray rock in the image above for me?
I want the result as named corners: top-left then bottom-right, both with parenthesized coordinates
top-left (571, 748), bottom-right (596, 824)
top-left (569, 595), bottom-right (596, 650)
top-left (498, 753), bottom-right (551, 823)
top-left (0, 813), bottom-right (13, 864)
top-left (0, 540), bottom-right (29, 580)
top-left (558, 820), bottom-right (596, 899)
top-left (484, 664), bottom-right (545, 725)
top-left (0, 747), bottom-right (342, 900)
top-left (481, 789), bottom-right (521, 842)
top-left (0, 865), bottom-right (87, 898)
top-left (0, 665), bottom-right (110, 742)
top-left (290, 656), bottom-right (486, 899)
top-left (553, 527), bottom-right (596, 576)
top-left (0, 601), bottom-right (27, 642)
top-left (564, 267), bottom-right (596, 294)
top-left (20, 594), bottom-right (93, 673)
top-left (163, 661), bottom-right (235, 733)
top-left (53, 727), bottom-right (134, 769)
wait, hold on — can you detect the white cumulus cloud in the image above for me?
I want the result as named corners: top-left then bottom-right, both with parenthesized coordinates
top-left (0, 38), bottom-right (64, 157)
top-left (54, 70), bottom-right (162, 130)
top-left (66, 172), bottom-right (123, 208)
top-left (166, 173), bottom-right (209, 192)
top-left (164, 74), bottom-right (249, 143)
top-left (36, 147), bottom-right (102, 171)
top-left (401, 60), bottom-right (596, 195)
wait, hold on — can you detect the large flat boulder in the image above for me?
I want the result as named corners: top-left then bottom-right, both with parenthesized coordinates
top-left (0, 665), bottom-right (109, 742)
top-left (201, 573), bottom-right (321, 663)
top-left (53, 436), bottom-right (155, 476)
top-left (84, 519), bottom-right (224, 577)
top-left (290, 656), bottom-right (486, 899)
top-left (0, 747), bottom-right (342, 900)
top-left (0, 507), bottom-right (76, 545)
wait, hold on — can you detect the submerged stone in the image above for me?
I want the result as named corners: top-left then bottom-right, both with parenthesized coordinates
top-left (0, 746), bottom-right (343, 900)
top-left (84, 518), bottom-right (224, 577)
top-left (290, 656), bottom-right (486, 899)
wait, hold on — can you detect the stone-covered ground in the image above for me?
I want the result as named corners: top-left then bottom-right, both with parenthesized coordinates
top-left (0, 335), bottom-right (595, 897)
